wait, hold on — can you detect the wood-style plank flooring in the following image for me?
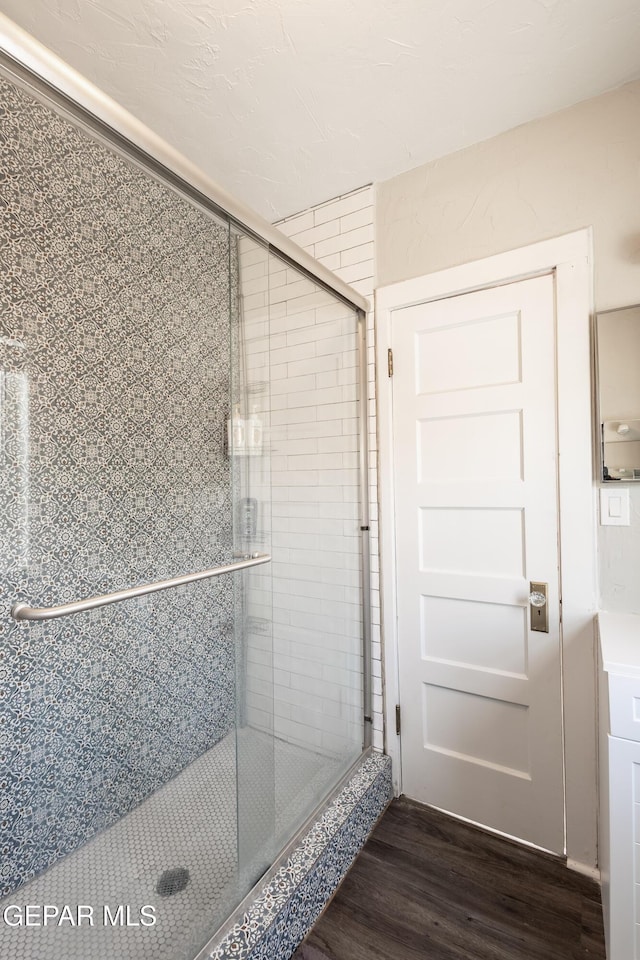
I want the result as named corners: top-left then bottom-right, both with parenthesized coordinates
top-left (293, 797), bottom-right (605, 960)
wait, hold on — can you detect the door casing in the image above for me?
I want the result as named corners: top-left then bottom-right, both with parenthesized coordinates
top-left (375, 229), bottom-right (598, 873)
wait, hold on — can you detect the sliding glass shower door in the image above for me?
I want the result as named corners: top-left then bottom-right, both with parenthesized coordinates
top-left (0, 61), bottom-right (367, 960)
top-left (234, 236), bottom-right (365, 890)
top-left (0, 71), bottom-right (256, 959)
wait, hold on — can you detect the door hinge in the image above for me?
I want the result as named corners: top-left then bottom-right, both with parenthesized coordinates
top-left (388, 348), bottom-right (394, 378)
top-left (395, 704), bottom-right (401, 736)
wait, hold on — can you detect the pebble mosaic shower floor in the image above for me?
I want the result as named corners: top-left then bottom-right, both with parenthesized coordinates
top-left (0, 729), bottom-right (342, 960)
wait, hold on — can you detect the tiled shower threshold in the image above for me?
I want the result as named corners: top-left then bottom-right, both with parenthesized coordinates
top-left (0, 729), bottom-right (350, 960)
top-left (204, 751), bottom-right (392, 960)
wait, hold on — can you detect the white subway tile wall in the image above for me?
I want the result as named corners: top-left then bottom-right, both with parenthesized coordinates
top-left (274, 186), bottom-right (383, 752)
top-left (237, 208), bottom-right (373, 774)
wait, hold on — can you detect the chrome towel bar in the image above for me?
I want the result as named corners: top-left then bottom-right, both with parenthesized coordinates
top-left (10, 553), bottom-right (271, 622)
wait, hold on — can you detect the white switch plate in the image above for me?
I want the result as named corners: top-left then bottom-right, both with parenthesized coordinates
top-left (600, 487), bottom-right (630, 526)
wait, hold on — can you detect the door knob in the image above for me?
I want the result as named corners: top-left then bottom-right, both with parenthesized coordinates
top-left (529, 581), bottom-right (549, 633)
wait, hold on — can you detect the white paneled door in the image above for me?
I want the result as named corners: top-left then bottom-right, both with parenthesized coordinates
top-left (392, 274), bottom-right (564, 854)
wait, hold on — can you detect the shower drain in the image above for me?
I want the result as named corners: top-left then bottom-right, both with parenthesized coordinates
top-left (156, 867), bottom-right (190, 898)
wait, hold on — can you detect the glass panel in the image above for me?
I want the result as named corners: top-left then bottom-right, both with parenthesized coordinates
top-left (233, 242), bottom-right (365, 892)
top-left (266, 253), bottom-right (364, 849)
top-left (232, 232), bottom-right (276, 891)
top-left (1, 66), bottom-right (365, 960)
top-left (0, 73), bottom-right (242, 958)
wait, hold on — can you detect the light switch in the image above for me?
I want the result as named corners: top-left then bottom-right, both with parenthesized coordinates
top-left (609, 496), bottom-right (622, 518)
top-left (600, 487), bottom-right (630, 526)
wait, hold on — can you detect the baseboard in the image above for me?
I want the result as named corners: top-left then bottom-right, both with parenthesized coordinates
top-left (567, 858), bottom-right (601, 882)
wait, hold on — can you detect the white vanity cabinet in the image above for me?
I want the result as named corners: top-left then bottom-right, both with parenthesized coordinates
top-left (598, 612), bottom-right (640, 960)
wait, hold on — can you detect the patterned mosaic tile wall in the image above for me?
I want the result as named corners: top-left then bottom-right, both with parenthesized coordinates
top-left (0, 75), bottom-right (237, 897)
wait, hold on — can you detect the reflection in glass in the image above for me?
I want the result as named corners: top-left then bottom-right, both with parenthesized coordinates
top-left (596, 304), bottom-right (640, 481)
top-left (0, 356), bottom-right (29, 578)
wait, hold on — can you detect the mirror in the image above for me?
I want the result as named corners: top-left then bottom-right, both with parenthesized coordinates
top-left (596, 303), bottom-right (640, 481)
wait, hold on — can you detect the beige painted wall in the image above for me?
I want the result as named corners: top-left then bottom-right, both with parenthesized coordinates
top-left (377, 79), bottom-right (640, 309)
top-left (377, 78), bottom-right (640, 613)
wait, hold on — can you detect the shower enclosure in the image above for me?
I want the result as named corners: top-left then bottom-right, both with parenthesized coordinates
top-left (0, 23), bottom-right (371, 960)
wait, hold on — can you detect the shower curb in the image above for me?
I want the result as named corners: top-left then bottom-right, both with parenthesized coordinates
top-left (207, 752), bottom-right (392, 960)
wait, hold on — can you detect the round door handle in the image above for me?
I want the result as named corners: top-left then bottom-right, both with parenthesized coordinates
top-left (529, 591), bottom-right (546, 608)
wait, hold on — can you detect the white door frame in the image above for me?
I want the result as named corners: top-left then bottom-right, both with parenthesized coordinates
top-left (375, 228), bottom-right (598, 872)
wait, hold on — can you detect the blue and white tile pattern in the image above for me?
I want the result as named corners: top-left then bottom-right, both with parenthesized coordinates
top-left (208, 753), bottom-right (392, 960)
top-left (0, 73), bottom-right (235, 896)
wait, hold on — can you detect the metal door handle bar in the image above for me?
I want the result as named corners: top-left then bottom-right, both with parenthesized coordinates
top-left (10, 553), bottom-right (271, 622)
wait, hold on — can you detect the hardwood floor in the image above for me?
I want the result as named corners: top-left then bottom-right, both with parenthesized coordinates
top-left (293, 797), bottom-right (605, 960)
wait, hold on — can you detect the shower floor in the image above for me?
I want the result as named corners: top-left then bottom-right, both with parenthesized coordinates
top-left (0, 729), bottom-right (344, 960)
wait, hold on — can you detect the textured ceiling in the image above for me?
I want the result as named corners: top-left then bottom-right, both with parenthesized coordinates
top-left (2, 0), bottom-right (640, 220)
